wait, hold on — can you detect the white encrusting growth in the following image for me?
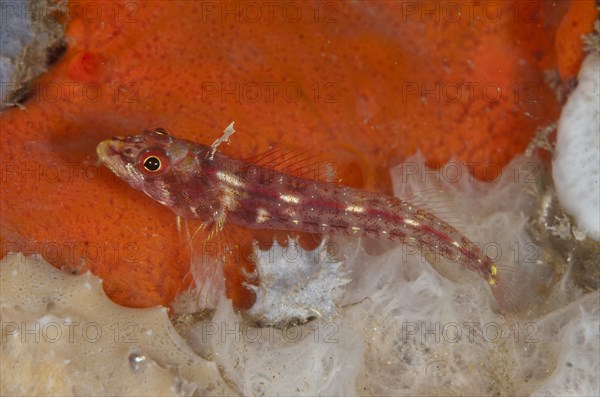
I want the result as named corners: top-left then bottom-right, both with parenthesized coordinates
top-left (0, 254), bottom-right (234, 396)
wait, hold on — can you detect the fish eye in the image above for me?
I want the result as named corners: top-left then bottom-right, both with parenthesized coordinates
top-left (137, 149), bottom-right (170, 176)
top-left (154, 128), bottom-right (169, 136)
top-left (143, 156), bottom-right (161, 172)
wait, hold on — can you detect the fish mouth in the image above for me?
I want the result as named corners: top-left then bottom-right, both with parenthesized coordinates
top-left (96, 139), bottom-right (113, 161)
top-left (96, 138), bottom-right (133, 179)
top-left (96, 135), bottom-right (149, 191)
top-left (96, 139), bottom-right (122, 165)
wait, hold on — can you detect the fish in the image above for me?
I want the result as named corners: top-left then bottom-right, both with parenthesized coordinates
top-left (96, 125), bottom-right (534, 320)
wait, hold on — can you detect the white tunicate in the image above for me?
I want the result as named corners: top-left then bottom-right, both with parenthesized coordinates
top-left (245, 237), bottom-right (351, 324)
top-left (553, 51), bottom-right (600, 240)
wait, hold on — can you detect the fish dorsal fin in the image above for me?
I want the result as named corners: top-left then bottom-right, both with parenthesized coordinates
top-left (241, 146), bottom-right (335, 183)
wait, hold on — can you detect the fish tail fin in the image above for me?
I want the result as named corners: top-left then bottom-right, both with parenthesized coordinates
top-left (489, 261), bottom-right (546, 329)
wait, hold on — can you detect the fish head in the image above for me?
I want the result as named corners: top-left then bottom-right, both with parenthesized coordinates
top-left (97, 128), bottom-right (208, 209)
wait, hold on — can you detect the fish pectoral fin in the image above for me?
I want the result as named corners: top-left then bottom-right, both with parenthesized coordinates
top-left (202, 210), bottom-right (228, 242)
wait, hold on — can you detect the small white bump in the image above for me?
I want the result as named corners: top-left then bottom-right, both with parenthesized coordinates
top-left (256, 208), bottom-right (270, 224)
top-left (346, 204), bottom-right (365, 213)
top-left (280, 194), bottom-right (300, 204)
